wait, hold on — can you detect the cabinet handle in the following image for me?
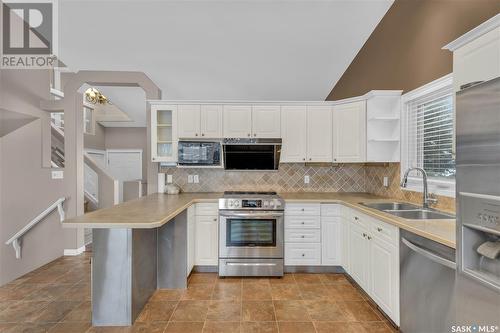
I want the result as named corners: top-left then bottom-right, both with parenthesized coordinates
top-left (334, 158), bottom-right (337, 162)
top-left (354, 216), bottom-right (359, 221)
top-left (301, 208), bottom-right (305, 211)
top-left (377, 227), bottom-right (383, 232)
top-left (362, 233), bottom-right (367, 238)
top-left (201, 133), bottom-right (205, 136)
top-left (302, 253), bottom-right (305, 257)
top-left (248, 133), bottom-right (250, 137)
top-left (301, 221), bottom-right (305, 225)
top-left (301, 235), bottom-right (305, 238)
top-left (195, 133), bottom-right (198, 136)
top-left (309, 158), bottom-right (312, 161)
top-left (302, 158), bottom-right (306, 161)
top-left (254, 133), bottom-right (257, 137)
top-left (367, 236), bottom-right (372, 240)
top-left (213, 218), bottom-right (217, 222)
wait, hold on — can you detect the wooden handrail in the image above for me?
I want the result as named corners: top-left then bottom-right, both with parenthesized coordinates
top-left (5, 197), bottom-right (66, 259)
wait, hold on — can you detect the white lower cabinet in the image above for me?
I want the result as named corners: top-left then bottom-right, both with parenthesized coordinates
top-left (348, 221), bottom-right (370, 290)
top-left (194, 203), bottom-right (219, 266)
top-left (285, 243), bottom-right (321, 265)
top-left (285, 203), bottom-right (321, 265)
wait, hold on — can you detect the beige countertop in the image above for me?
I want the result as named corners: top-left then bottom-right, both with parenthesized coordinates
top-left (63, 191), bottom-right (456, 248)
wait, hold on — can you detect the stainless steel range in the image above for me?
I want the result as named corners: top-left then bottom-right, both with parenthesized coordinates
top-left (218, 191), bottom-right (285, 277)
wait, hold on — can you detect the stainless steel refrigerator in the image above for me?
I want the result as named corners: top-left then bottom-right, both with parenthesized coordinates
top-left (455, 77), bottom-right (500, 328)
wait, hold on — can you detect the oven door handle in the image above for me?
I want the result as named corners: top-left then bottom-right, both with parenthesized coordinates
top-left (225, 262), bottom-right (278, 267)
top-left (219, 212), bottom-right (284, 218)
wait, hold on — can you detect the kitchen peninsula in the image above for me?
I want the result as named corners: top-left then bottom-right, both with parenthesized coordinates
top-left (63, 191), bottom-right (455, 326)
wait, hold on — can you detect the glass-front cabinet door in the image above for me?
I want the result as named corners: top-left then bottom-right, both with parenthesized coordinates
top-left (151, 104), bottom-right (178, 162)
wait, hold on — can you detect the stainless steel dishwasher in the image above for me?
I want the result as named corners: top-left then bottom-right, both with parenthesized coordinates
top-left (400, 230), bottom-right (457, 333)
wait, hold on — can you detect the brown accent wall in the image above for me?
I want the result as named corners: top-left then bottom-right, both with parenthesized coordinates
top-left (327, 0), bottom-right (500, 100)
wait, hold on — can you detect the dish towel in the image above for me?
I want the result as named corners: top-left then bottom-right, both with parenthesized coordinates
top-left (477, 241), bottom-right (500, 260)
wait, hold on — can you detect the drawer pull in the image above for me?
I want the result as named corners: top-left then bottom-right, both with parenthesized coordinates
top-left (367, 236), bottom-right (372, 240)
top-left (301, 235), bottom-right (305, 238)
top-left (362, 233), bottom-right (367, 238)
top-left (377, 227), bottom-right (383, 232)
top-left (354, 216), bottom-right (359, 221)
top-left (301, 208), bottom-right (305, 211)
top-left (302, 253), bottom-right (305, 257)
top-left (301, 222), bottom-right (305, 225)
top-left (213, 218), bottom-right (217, 222)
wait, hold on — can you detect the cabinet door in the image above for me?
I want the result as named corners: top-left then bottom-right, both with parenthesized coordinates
top-left (341, 217), bottom-right (350, 272)
top-left (195, 215), bottom-right (218, 266)
top-left (348, 222), bottom-right (369, 290)
top-left (177, 105), bottom-right (201, 138)
top-left (200, 105), bottom-right (223, 138)
top-left (281, 106), bottom-right (307, 162)
top-left (333, 101), bottom-right (366, 163)
top-left (151, 105), bottom-right (178, 162)
top-left (223, 105), bottom-right (252, 138)
top-left (252, 106), bottom-right (281, 138)
top-left (321, 217), bottom-right (341, 265)
top-left (187, 205), bottom-right (195, 275)
top-left (453, 28), bottom-right (500, 92)
top-left (306, 106), bottom-right (333, 162)
top-left (370, 237), bottom-right (399, 324)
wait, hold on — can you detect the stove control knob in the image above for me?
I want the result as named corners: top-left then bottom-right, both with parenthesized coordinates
top-left (232, 200), bottom-right (240, 208)
top-left (274, 200), bottom-right (282, 207)
top-left (263, 200), bottom-right (270, 208)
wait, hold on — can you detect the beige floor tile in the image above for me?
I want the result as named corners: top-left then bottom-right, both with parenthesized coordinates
top-left (240, 321), bottom-right (278, 333)
top-left (24, 284), bottom-right (74, 301)
top-left (326, 283), bottom-right (365, 301)
top-left (47, 322), bottom-right (91, 333)
top-left (4, 322), bottom-right (56, 333)
top-left (131, 322), bottom-right (168, 333)
top-left (170, 300), bottom-right (210, 322)
top-left (182, 284), bottom-right (214, 301)
top-left (269, 274), bottom-right (295, 285)
top-left (270, 284), bottom-right (301, 301)
top-left (33, 300), bottom-right (81, 323)
top-left (212, 284), bottom-right (241, 301)
top-left (241, 278), bottom-right (270, 286)
top-left (273, 300), bottom-right (310, 321)
top-left (241, 284), bottom-right (271, 301)
top-left (319, 273), bottom-right (349, 284)
top-left (189, 274), bottom-right (218, 285)
top-left (150, 289), bottom-right (184, 302)
top-left (207, 300), bottom-right (241, 321)
top-left (241, 301), bottom-right (275, 322)
top-left (0, 300), bottom-right (50, 323)
top-left (62, 301), bottom-right (91, 322)
top-left (59, 283), bottom-right (90, 301)
top-left (215, 277), bottom-right (241, 285)
top-left (338, 301), bottom-right (382, 322)
top-left (304, 300), bottom-right (348, 321)
top-left (293, 274), bottom-right (322, 284)
top-left (202, 321), bottom-right (240, 333)
top-left (0, 283), bottom-right (46, 301)
top-left (277, 321), bottom-right (315, 333)
top-left (297, 284), bottom-right (329, 300)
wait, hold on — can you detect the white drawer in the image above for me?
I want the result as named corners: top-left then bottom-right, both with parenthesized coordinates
top-left (285, 228), bottom-right (321, 243)
top-left (347, 209), bottom-right (371, 229)
top-left (285, 215), bottom-right (320, 229)
top-left (371, 218), bottom-right (398, 245)
top-left (285, 203), bottom-right (320, 216)
top-left (320, 204), bottom-right (342, 217)
top-left (285, 243), bottom-right (321, 265)
top-left (195, 203), bottom-right (218, 216)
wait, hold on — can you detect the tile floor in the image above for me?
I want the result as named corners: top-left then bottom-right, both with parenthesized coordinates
top-left (0, 252), bottom-right (398, 332)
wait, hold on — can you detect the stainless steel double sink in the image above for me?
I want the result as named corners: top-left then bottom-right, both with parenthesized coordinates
top-left (360, 202), bottom-right (455, 220)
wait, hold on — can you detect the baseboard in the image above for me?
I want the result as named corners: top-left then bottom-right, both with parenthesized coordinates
top-left (63, 245), bottom-right (86, 256)
top-left (194, 265), bottom-right (218, 273)
top-left (284, 265), bottom-right (344, 273)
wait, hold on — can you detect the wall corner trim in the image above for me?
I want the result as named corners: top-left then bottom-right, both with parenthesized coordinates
top-left (443, 13), bottom-right (500, 51)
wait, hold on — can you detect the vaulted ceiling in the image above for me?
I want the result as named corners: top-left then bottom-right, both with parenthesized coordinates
top-left (59, 0), bottom-right (393, 126)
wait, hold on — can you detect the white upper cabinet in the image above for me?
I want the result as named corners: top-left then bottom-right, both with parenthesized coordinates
top-left (445, 23), bottom-right (500, 92)
top-left (252, 106), bottom-right (281, 138)
top-left (178, 105), bottom-right (223, 138)
top-left (332, 101), bottom-right (366, 163)
top-left (178, 105), bottom-right (201, 138)
top-left (281, 106), bottom-right (307, 162)
top-left (306, 106), bottom-right (333, 162)
top-left (223, 105), bottom-right (252, 138)
top-left (200, 105), bottom-right (223, 138)
top-left (151, 104), bottom-right (177, 162)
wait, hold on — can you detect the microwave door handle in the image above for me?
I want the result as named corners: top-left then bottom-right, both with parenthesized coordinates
top-left (401, 237), bottom-right (456, 270)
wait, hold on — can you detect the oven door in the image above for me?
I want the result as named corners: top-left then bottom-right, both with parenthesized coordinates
top-left (219, 210), bottom-right (284, 259)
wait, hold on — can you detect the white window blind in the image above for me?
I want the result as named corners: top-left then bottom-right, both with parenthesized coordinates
top-left (401, 74), bottom-right (455, 197)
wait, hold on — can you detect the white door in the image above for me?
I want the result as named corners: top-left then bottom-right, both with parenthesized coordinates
top-left (252, 106), bottom-right (281, 138)
top-left (333, 101), bottom-right (366, 162)
top-left (348, 222), bottom-right (369, 290)
top-left (200, 105), bottom-right (223, 138)
top-left (321, 217), bottom-right (341, 265)
top-left (178, 105), bottom-right (201, 138)
top-left (306, 106), bottom-right (333, 162)
top-left (195, 215), bottom-right (218, 265)
top-left (281, 106), bottom-right (307, 162)
top-left (107, 150), bottom-right (143, 202)
top-left (370, 236), bottom-right (399, 323)
top-left (223, 105), bottom-right (252, 138)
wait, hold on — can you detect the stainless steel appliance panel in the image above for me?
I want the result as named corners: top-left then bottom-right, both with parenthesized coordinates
top-left (455, 77), bottom-right (500, 328)
top-left (400, 230), bottom-right (457, 333)
top-left (219, 258), bottom-right (284, 277)
top-left (223, 138), bottom-right (281, 171)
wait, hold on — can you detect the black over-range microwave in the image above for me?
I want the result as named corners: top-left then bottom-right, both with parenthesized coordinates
top-left (177, 140), bottom-right (222, 167)
top-left (222, 138), bottom-right (282, 171)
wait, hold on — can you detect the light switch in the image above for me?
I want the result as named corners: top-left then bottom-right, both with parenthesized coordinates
top-left (52, 170), bottom-right (64, 179)
top-left (188, 175), bottom-right (194, 183)
top-left (304, 175), bottom-right (310, 184)
top-left (193, 175), bottom-right (199, 183)
top-left (166, 174), bottom-right (173, 183)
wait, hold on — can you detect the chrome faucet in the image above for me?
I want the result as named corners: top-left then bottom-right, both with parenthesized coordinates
top-left (400, 167), bottom-right (438, 209)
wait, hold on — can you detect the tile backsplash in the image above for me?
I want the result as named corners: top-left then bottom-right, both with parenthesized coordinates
top-left (160, 162), bottom-right (455, 212)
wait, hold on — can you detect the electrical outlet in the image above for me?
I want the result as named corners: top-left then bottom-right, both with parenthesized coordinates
top-left (188, 175), bottom-right (194, 183)
top-left (166, 174), bottom-right (173, 183)
top-left (383, 176), bottom-right (389, 187)
top-left (193, 175), bottom-right (199, 183)
top-left (51, 170), bottom-right (64, 179)
top-left (304, 175), bottom-right (310, 184)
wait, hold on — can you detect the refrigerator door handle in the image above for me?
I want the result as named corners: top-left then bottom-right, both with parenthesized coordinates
top-left (402, 237), bottom-right (457, 270)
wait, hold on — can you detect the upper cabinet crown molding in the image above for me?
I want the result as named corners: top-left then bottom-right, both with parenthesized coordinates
top-left (443, 13), bottom-right (500, 51)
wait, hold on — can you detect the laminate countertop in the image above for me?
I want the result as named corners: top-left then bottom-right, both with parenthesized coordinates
top-left (63, 192), bottom-right (456, 248)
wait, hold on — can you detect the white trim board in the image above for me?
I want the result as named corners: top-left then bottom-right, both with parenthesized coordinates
top-left (64, 245), bottom-right (86, 256)
top-left (443, 13), bottom-right (500, 51)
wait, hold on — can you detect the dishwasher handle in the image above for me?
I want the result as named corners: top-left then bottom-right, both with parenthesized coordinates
top-left (402, 237), bottom-right (457, 270)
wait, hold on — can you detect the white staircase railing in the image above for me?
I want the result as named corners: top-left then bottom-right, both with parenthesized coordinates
top-left (5, 197), bottom-right (66, 259)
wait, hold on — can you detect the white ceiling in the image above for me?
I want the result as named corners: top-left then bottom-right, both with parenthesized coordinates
top-left (59, 0), bottom-right (393, 127)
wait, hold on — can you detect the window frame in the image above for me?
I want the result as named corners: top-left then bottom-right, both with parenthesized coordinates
top-left (400, 74), bottom-right (455, 198)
